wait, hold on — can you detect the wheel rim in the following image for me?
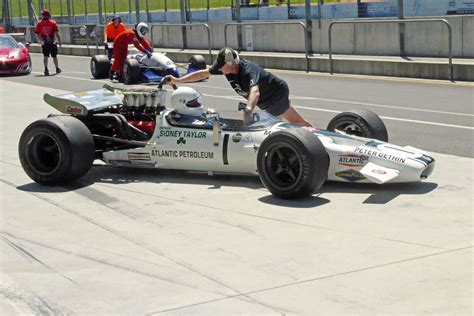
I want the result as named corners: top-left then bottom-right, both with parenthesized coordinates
top-left (26, 132), bottom-right (62, 175)
top-left (91, 60), bottom-right (96, 76)
top-left (335, 120), bottom-right (367, 137)
top-left (123, 63), bottom-right (129, 82)
top-left (263, 142), bottom-right (303, 190)
top-left (25, 56), bottom-right (32, 73)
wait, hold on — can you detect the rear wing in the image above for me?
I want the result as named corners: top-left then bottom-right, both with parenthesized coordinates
top-left (43, 83), bottom-right (166, 116)
top-left (44, 88), bottom-right (123, 116)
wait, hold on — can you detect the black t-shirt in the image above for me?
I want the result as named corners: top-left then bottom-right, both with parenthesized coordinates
top-left (209, 59), bottom-right (288, 109)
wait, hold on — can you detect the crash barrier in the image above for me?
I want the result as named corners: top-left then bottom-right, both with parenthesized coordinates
top-left (224, 21), bottom-right (309, 72)
top-left (328, 18), bottom-right (453, 81)
top-left (150, 23), bottom-right (213, 63)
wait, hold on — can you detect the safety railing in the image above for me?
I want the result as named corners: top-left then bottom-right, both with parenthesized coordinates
top-left (224, 21), bottom-right (309, 72)
top-left (150, 23), bottom-right (213, 63)
top-left (328, 19), bottom-right (453, 81)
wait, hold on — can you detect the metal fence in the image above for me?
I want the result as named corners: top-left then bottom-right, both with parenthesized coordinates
top-left (3, 1), bottom-right (373, 26)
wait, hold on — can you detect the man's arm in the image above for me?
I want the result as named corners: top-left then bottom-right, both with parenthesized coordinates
top-left (166, 69), bottom-right (211, 84)
top-left (54, 30), bottom-right (62, 46)
top-left (243, 85), bottom-right (260, 125)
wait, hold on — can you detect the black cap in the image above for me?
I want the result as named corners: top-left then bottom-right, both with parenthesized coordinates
top-left (209, 47), bottom-right (238, 74)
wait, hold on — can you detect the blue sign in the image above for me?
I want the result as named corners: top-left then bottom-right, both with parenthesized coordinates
top-left (447, 0), bottom-right (474, 15)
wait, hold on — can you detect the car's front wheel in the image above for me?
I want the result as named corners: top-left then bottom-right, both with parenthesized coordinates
top-left (257, 129), bottom-right (329, 199)
top-left (123, 58), bottom-right (141, 84)
top-left (18, 116), bottom-right (95, 185)
top-left (326, 109), bottom-right (388, 142)
top-left (23, 55), bottom-right (32, 74)
top-left (188, 55), bottom-right (206, 70)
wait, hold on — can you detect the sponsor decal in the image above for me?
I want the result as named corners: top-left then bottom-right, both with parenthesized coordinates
top-left (128, 152), bottom-right (151, 161)
top-left (232, 133), bottom-right (242, 143)
top-left (152, 150), bottom-right (214, 159)
top-left (159, 129), bottom-right (206, 139)
top-left (73, 92), bottom-right (89, 97)
top-left (65, 105), bottom-right (83, 114)
top-left (177, 137), bottom-right (186, 145)
top-left (372, 169), bottom-right (387, 175)
top-left (303, 127), bottom-right (321, 132)
top-left (354, 147), bottom-right (406, 164)
top-left (335, 169), bottom-right (366, 182)
top-left (338, 154), bottom-right (368, 167)
top-left (243, 134), bottom-right (253, 142)
top-left (109, 160), bottom-right (132, 166)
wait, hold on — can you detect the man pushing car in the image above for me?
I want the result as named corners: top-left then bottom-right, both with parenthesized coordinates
top-left (109, 22), bottom-right (153, 82)
top-left (164, 47), bottom-right (312, 127)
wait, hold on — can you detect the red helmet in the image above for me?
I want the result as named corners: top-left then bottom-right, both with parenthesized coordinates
top-left (41, 9), bottom-right (51, 18)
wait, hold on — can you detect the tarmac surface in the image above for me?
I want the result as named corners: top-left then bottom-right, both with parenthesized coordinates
top-left (0, 56), bottom-right (473, 315)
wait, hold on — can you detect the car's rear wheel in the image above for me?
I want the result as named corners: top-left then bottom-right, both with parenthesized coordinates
top-left (326, 109), bottom-right (388, 142)
top-left (18, 116), bottom-right (95, 185)
top-left (188, 55), bottom-right (206, 70)
top-left (123, 58), bottom-right (141, 84)
top-left (257, 129), bottom-right (329, 199)
top-left (90, 55), bottom-right (111, 79)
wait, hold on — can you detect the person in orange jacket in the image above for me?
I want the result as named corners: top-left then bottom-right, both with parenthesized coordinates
top-left (103, 14), bottom-right (126, 59)
top-left (109, 22), bottom-right (153, 82)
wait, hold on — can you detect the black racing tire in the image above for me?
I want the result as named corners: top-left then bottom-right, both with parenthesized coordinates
top-left (257, 128), bottom-right (329, 199)
top-left (326, 109), bottom-right (388, 142)
top-left (91, 55), bottom-right (111, 79)
top-left (123, 58), bottom-right (141, 84)
top-left (18, 116), bottom-right (95, 185)
top-left (188, 54), bottom-right (206, 70)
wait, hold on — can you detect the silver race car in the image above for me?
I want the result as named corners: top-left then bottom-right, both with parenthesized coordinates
top-left (18, 83), bottom-right (435, 199)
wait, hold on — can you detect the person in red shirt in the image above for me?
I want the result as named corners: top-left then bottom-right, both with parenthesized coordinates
top-left (109, 22), bottom-right (153, 82)
top-left (103, 14), bottom-right (126, 59)
top-left (34, 9), bottom-right (62, 76)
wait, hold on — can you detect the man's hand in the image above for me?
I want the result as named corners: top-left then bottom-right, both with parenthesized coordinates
top-left (243, 106), bottom-right (253, 126)
top-left (143, 49), bottom-right (152, 58)
top-left (164, 75), bottom-right (178, 85)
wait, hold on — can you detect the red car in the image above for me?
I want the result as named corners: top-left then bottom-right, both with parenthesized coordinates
top-left (0, 34), bottom-right (32, 75)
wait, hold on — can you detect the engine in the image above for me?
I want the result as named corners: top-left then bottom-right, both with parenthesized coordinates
top-left (117, 89), bottom-right (167, 135)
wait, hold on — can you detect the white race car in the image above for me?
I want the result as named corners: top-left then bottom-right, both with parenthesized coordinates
top-left (18, 83), bottom-right (435, 199)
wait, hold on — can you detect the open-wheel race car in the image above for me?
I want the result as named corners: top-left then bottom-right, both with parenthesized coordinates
top-left (0, 33), bottom-right (32, 76)
top-left (90, 44), bottom-right (206, 84)
top-left (18, 82), bottom-right (435, 199)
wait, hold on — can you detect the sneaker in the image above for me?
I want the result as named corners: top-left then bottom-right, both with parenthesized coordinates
top-left (44, 68), bottom-right (49, 76)
top-left (56, 67), bottom-right (61, 74)
top-left (116, 74), bottom-right (124, 83)
top-left (108, 70), bottom-right (115, 81)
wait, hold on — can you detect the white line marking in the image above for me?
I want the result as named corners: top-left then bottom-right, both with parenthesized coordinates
top-left (31, 71), bottom-right (109, 82)
top-left (292, 96), bottom-right (474, 117)
top-left (190, 84), bottom-right (473, 117)
top-left (295, 106), bottom-right (474, 130)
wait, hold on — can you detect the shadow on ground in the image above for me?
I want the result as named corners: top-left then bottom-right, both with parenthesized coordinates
top-left (17, 164), bottom-right (438, 206)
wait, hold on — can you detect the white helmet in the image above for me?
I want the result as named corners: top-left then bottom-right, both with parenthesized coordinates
top-left (171, 87), bottom-right (204, 116)
top-left (135, 22), bottom-right (149, 38)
